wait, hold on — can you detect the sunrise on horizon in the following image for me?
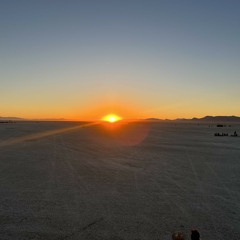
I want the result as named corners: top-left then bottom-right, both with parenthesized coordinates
top-left (1, 1), bottom-right (240, 121)
top-left (1, 1), bottom-right (240, 240)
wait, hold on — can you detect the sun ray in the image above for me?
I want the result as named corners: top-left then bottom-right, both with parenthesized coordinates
top-left (0, 122), bottom-right (99, 148)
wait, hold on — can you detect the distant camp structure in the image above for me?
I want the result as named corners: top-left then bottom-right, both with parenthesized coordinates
top-left (0, 120), bottom-right (16, 124)
top-left (217, 124), bottom-right (225, 127)
top-left (214, 133), bottom-right (228, 136)
top-left (214, 131), bottom-right (238, 137)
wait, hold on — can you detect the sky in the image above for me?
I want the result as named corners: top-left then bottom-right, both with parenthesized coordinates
top-left (1, 0), bottom-right (240, 120)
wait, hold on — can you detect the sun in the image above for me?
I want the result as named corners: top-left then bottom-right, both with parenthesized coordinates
top-left (102, 114), bottom-right (122, 123)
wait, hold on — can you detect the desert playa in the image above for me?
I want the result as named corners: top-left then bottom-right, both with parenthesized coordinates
top-left (1, 1), bottom-right (240, 239)
top-left (0, 121), bottom-right (239, 240)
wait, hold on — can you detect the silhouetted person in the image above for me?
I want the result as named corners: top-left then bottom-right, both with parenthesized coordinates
top-left (231, 131), bottom-right (238, 137)
top-left (191, 229), bottom-right (200, 240)
top-left (172, 232), bottom-right (185, 240)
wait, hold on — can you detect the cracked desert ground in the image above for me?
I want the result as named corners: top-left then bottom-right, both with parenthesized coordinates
top-left (0, 121), bottom-right (240, 240)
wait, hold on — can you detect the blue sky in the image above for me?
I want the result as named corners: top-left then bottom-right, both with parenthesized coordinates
top-left (1, 1), bottom-right (240, 119)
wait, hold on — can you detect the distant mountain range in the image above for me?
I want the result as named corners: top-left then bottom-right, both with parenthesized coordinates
top-left (0, 116), bottom-right (65, 121)
top-left (145, 116), bottom-right (240, 122)
top-left (1, 116), bottom-right (240, 122)
top-left (0, 116), bottom-right (24, 120)
top-left (145, 118), bottom-right (161, 121)
top-left (177, 116), bottom-right (240, 122)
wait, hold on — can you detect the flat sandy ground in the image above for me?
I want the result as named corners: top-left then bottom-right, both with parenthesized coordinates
top-left (0, 121), bottom-right (240, 240)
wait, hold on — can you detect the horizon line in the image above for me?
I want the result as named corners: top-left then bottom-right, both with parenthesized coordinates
top-left (1, 115), bottom-right (240, 122)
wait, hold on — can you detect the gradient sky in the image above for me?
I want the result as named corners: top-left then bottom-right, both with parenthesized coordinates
top-left (1, 0), bottom-right (240, 120)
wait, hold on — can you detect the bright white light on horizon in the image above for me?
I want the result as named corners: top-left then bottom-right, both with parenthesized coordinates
top-left (102, 114), bottom-right (122, 123)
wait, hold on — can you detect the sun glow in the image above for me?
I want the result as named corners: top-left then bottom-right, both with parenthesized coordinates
top-left (102, 114), bottom-right (122, 123)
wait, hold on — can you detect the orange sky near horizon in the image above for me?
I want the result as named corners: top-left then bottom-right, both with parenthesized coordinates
top-left (1, 2), bottom-right (240, 120)
top-left (2, 97), bottom-right (239, 121)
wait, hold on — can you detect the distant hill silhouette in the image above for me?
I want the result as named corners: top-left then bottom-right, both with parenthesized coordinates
top-left (1, 115), bottom-right (240, 123)
top-left (33, 118), bottom-right (66, 121)
top-left (0, 116), bottom-right (66, 121)
top-left (145, 118), bottom-right (162, 121)
top-left (189, 116), bottom-right (240, 122)
top-left (0, 116), bottom-right (24, 121)
top-left (145, 116), bottom-right (240, 122)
